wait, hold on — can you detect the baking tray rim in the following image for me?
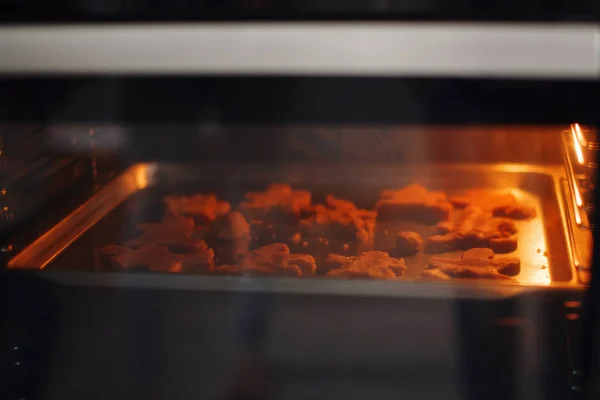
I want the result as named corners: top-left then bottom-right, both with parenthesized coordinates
top-left (8, 162), bottom-right (583, 297)
top-left (31, 269), bottom-right (584, 300)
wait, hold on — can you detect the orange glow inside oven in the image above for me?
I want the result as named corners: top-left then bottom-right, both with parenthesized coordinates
top-left (574, 123), bottom-right (586, 147)
top-left (571, 124), bottom-right (585, 165)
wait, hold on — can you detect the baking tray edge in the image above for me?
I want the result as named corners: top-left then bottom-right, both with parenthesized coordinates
top-left (8, 163), bottom-right (158, 269)
top-left (8, 162), bottom-right (585, 298)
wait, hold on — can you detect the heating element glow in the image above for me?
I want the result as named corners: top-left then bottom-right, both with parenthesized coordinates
top-left (571, 125), bottom-right (585, 165)
top-left (134, 164), bottom-right (150, 189)
top-left (574, 123), bottom-right (586, 146)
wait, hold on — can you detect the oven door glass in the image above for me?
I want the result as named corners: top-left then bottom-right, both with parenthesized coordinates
top-left (0, 21), bottom-right (598, 400)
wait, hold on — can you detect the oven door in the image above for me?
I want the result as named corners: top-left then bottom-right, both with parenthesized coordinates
top-left (0, 12), bottom-right (599, 400)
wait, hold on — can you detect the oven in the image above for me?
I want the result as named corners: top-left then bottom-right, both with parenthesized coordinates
top-left (0, 3), bottom-right (599, 400)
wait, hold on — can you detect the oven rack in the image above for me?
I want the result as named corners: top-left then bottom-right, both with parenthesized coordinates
top-left (562, 123), bottom-right (597, 274)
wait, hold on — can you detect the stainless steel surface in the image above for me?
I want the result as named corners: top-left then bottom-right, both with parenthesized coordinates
top-left (0, 23), bottom-right (598, 78)
top-left (9, 162), bottom-right (582, 297)
top-left (562, 125), bottom-right (596, 222)
top-left (562, 130), bottom-right (593, 229)
top-left (561, 179), bottom-right (594, 273)
top-left (561, 125), bottom-right (595, 273)
top-left (9, 164), bottom-right (156, 268)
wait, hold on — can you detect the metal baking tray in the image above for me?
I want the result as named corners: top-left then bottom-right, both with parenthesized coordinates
top-left (8, 163), bottom-right (582, 298)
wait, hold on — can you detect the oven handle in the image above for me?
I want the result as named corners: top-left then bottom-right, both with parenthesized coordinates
top-left (0, 23), bottom-right (598, 78)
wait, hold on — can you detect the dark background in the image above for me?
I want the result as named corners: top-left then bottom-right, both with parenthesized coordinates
top-left (0, 0), bottom-right (599, 22)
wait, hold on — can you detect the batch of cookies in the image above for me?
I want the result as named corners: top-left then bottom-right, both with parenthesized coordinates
top-left (102, 183), bottom-right (537, 280)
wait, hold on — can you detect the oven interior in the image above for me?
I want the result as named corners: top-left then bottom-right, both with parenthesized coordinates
top-left (0, 121), bottom-right (594, 294)
top-left (0, 76), bottom-right (598, 400)
top-left (2, 123), bottom-right (595, 400)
